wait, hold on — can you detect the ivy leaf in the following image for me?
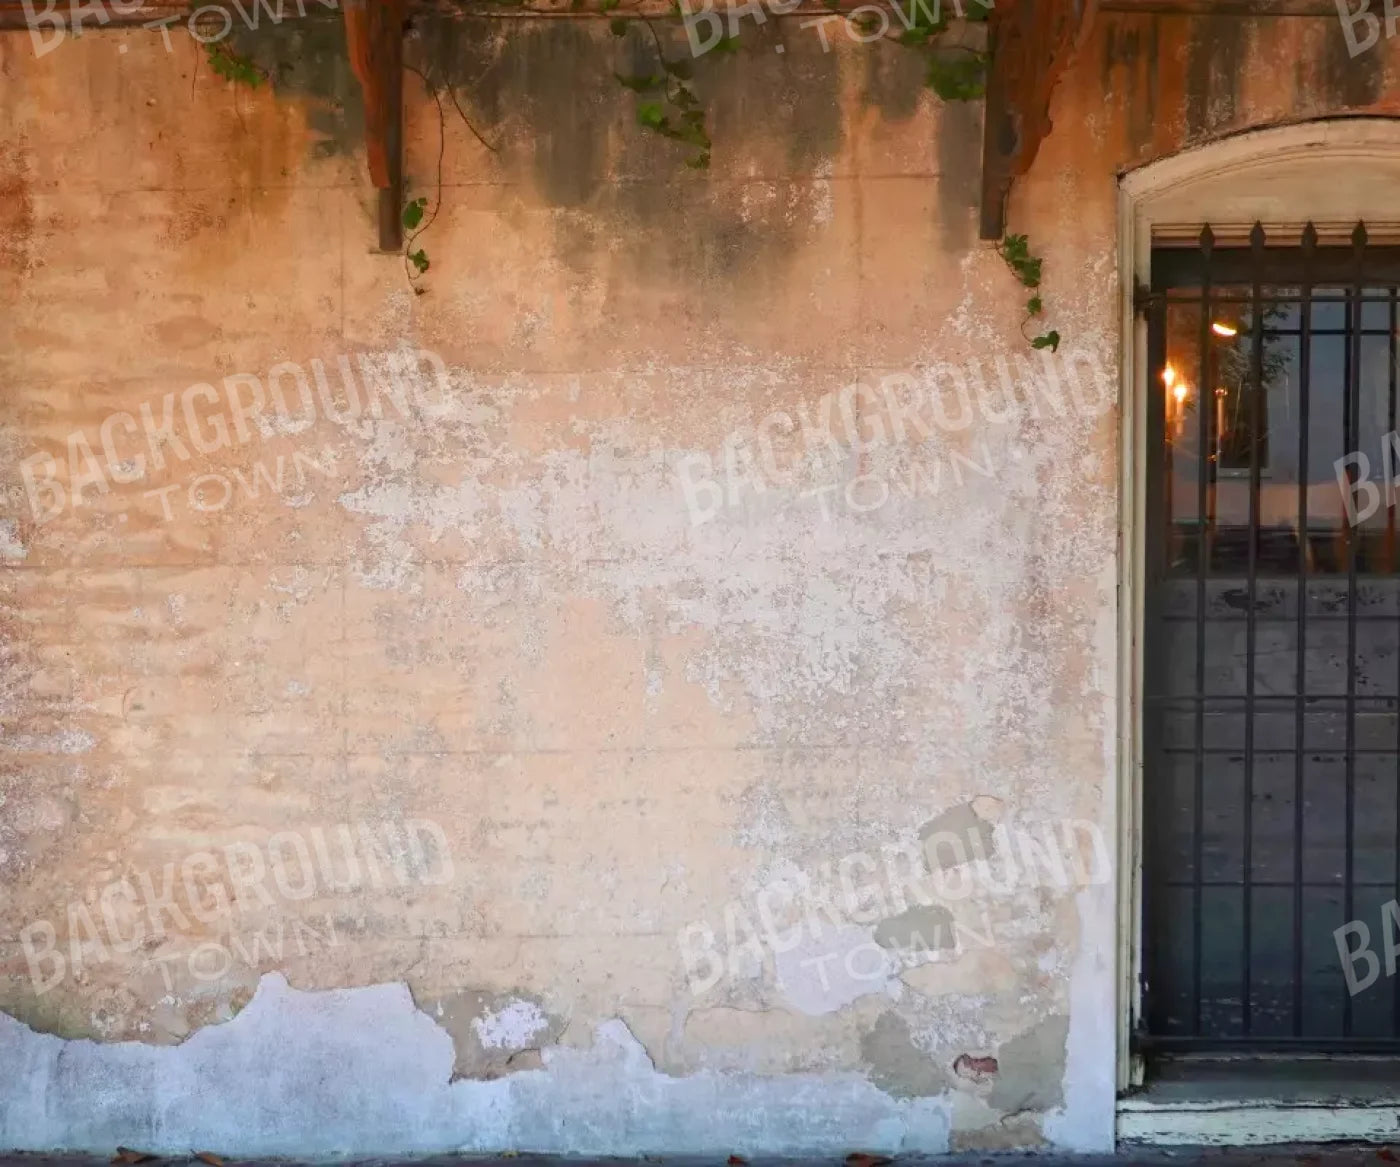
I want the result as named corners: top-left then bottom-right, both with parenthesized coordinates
top-left (1031, 331), bottom-right (1061, 352)
top-left (711, 33), bottom-right (740, 53)
top-left (600, 0), bottom-right (621, 10)
top-left (1026, 295), bottom-right (1043, 316)
top-left (925, 53), bottom-right (986, 101)
top-left (636, 102), bottom-right (668, 129)
top-left (401, 197), bottom-right (427, 231)
top-left (999, 232), bottom-right (1042, 287)
top-left (207, 42), bottom-right (263, 87)
top-left (615, 71), bottom-right (666, 91)
top-left (609, 16), bottom-right (629, 34)
top-left (408, 249), bottom-right (430, 274)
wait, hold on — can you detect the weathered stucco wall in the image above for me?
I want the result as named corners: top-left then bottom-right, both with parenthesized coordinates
top-left (0, 6), bottom-right (1395, 1156)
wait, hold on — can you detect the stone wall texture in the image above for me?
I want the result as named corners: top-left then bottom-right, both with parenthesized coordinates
top-left (0, 5), bottom-right (1397, 1155)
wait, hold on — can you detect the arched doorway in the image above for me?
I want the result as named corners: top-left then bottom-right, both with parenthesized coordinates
top-left (1118, 118), bottom-right (1400, 1133)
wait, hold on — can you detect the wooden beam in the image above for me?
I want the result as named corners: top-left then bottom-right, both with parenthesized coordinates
top-left (344, 0), bottom-right (404, 251)
top-left (979, 0), bottom-right (1097, 241)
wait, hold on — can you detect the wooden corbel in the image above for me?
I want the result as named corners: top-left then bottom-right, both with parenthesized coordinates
top-left (978, 0), bottom-right (1097, 240)
top-left (344, 0), bottom-right (406, 251)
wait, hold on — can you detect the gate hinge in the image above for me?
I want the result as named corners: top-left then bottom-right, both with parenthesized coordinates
top-left (1133, 284), bottom-right (1163, 316)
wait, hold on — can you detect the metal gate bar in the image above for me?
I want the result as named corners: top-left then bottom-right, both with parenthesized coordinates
top-left (1343, 225), bottom-right (1363, 1039)
top-left (1243, 222), bottom-right (1264, 1036)
top-left (1391, 283), bottom-right (1399, 1034)
top-left (1291, 223), bottom-right (1316, 1039)
top-left (1191, 225), bottom-right (1213, 1037)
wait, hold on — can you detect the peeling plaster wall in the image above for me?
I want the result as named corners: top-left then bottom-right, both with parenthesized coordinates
top-left (0, 9), bottom-right (1395, 1157)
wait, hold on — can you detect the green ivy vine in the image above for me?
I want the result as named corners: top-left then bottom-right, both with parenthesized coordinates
top-left (609, 15), bottom-right (734, 169)
top-left (397, 60), bottom-right (501, 293)
top-left (403, 196), bottom-right (432, 282)
top-left (186, 0), bottom-right (1048, 344)
top-left (998, 234), bottom-right (1059, 352)
top-left (205, 41), bottom-right (263, 87)
top-left (363, 1), bottom-right (1052, 345)
top-left (599, 1), bottom-right (1055, 349)
top-left (882, 0), bottom-right (989, 100)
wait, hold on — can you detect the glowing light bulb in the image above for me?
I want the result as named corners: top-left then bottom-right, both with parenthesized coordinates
top-left (1162, 364), bottom-right (1177, 388)
top-left (1173, 382), bottom-right (1189, 405)
top-left (1211, 321), bottom-right (1239, 337)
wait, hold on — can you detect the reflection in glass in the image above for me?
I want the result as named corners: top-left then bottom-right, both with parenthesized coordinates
top-left (1161, 288), bottom-right (1400, 576)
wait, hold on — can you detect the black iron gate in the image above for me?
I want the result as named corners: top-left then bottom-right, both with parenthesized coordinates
top-left (1141, 223), bottom-right (1400, 1051)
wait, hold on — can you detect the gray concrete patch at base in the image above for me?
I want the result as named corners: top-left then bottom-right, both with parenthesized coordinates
top-left (0, 1149), bottom-right (1396, 1167)
top-left (0, 974), bottom-right (951, 1158)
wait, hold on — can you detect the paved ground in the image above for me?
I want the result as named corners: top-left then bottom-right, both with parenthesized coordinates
top-left (5, 1151), bottom-right (1400, 1166)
